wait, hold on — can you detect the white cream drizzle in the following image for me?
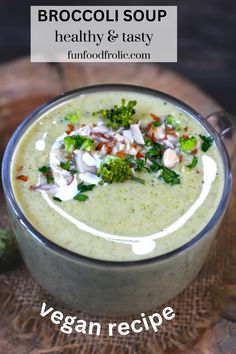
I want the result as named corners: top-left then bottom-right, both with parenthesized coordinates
top-left (54, 176), bottom-right (78, 201)
top-left (35, 132), bottom-right (48, 151)
top-left (41, 155), bottom-right (217, 255)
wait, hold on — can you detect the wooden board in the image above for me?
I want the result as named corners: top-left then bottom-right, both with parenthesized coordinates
top-left (0, 58), bottom-right (221, 161)
top-left (0, 57), bottom-right (235, 354)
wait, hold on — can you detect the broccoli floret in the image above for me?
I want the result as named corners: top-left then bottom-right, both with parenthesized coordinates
top-left (179, 136), bottom-right (197, 151)
top-left (165, 114), bottom-right (182, 131)
top-left (65, 111), bottom-right (81, 123)
top-left (99, 156), bottom-right (132, 183)
top-left (0, 229), bottom-right (19, 270)
top-left (64, 136), bottom-right (76, 153)
top-left (81, 138), bottom-right (95, 152)
top-left (93, 99), bottom-right (137, 129)
top-left (64, 135), bottom-right (95, 153)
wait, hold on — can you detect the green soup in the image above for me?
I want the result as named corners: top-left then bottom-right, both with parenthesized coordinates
top-left (11, 91), bottom-right (224, 261)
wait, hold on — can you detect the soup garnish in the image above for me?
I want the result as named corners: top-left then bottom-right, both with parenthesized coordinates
top-left (22, 99), bottom-right (213, 203)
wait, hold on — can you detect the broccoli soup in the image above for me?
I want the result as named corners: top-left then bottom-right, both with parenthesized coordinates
top-left (11, 91), bottom-right (224, 261)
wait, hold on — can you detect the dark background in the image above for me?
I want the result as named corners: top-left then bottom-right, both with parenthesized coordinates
top-left (0, 0), bottom-right (235, 114)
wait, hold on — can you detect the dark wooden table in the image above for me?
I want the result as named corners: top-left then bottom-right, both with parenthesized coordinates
top-left (0, 0), bottom-right (236, 115)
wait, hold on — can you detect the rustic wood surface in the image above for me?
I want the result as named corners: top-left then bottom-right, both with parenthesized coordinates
top-left (1, 0), bottom-right (236, 114)
top-left (0, 57), bottom-right (235, 354)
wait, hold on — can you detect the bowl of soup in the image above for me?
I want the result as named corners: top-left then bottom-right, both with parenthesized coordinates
top-left (1, 84), bottom-right (232, 315)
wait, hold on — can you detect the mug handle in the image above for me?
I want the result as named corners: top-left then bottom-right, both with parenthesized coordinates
top-left (206, 111), bottom-right (236, 161)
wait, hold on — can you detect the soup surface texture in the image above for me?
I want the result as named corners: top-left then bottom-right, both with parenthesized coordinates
top-left (11, 91), bottom-right (224, 261)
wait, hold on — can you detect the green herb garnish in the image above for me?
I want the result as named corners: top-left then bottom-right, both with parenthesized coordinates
top-left (179, 136), bottom-right (197, 152)
top-left (145, 148), bottom-right (162, 160)
top-left (38, 166), bottom-right (54, 184)
top-left (73, 183), bottom-right (96, 202)
top-left (130, 176), bottom-right (145, 184)
top-left (60, 161), bottom-right (71, 171)
top-left (149, 160), bottom-right (161, 172)
top-left (152, 121), bottom-right (162, 127)
top-left (38, 166), bottom-right (50, 174)
top-left (65, 111), bottom-right (81, 123)
top-left (53, 197), bottom-right (62, 202)
top-left (60, 161), bottom-right (78, 175)
top-left (145, 160), bottom-right (180, 185)
top-left (145, 142), bottom-right (164, 160)
top-left (77, 182), bottom-right (96, 193)
top-left (160, 167), bottom-right (180, 185)
top-left (186, 156), bottom-right (198, 169)
top-left (199, 134), bottom-right (213, 152)
top-left (144, 138), bottom-right (154, 147)
top-left (73, 194), bottom-right (89, 202)
top-left (46, 175), bottom-right (54, 184)
top-left (99, 156), bottom-right (132, 183)
top-left (93, 99), bottom-right (137, 129)
top-left (125, 155), bottom-right (146, 172)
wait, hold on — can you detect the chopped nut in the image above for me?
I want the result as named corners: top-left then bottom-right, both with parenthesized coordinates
top-left (163, 148), bottom-right (179, 169)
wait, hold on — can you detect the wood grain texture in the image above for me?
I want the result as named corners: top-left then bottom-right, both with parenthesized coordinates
top-left (0, 57), bottom-right (235, 354)
top-left (1, 0), bottom-right (236, 114)
top-left (0, 58), bottom-right (221, 159)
